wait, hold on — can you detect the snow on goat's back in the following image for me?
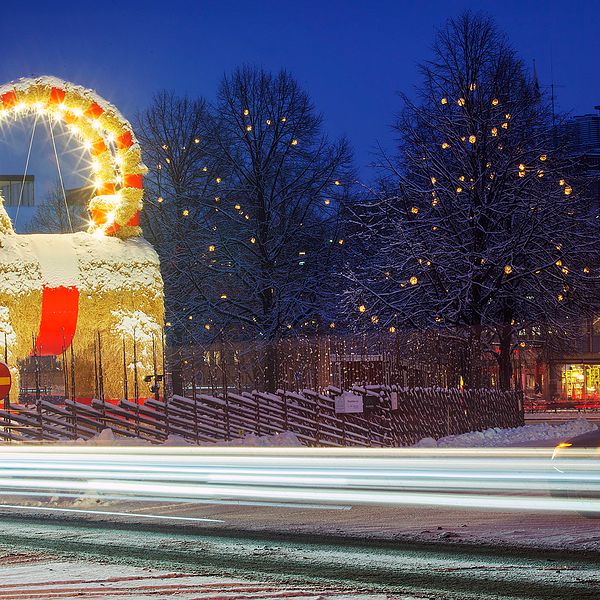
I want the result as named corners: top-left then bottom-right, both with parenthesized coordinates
top-left (0, 231), bottom-right (161, 294)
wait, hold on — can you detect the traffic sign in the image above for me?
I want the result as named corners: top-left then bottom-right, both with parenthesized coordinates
top-left (0, 362), bottom-right (11, 400)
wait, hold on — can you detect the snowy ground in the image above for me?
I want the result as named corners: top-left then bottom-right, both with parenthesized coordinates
top-left (77, 417), bottom-right (598, 450)
top-left (0, 515), bottom-right (598, 599)
top-left (413, 418), bottom-right (597, 448)
top-left (0, 552), bottom-right (387, 600)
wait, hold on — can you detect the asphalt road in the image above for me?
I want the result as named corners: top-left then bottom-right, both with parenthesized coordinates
top-left (0, 509), bottom-right (599, 600)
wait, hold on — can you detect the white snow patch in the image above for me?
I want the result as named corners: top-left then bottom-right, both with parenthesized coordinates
top-left (413, 418), bottom-right (597, 448)
top-left (82, 428), bottom-right (303, 448)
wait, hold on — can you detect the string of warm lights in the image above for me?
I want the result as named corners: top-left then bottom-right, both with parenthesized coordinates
top-left (0, 76), bottom-right (147, 238)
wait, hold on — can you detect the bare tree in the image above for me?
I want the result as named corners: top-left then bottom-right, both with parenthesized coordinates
top-left (344, 12), bottom-right (600, 389)
top-left (204, 67), bottom-right (353, 389)
top-left (137, 92), bottom-right (219, 345)
top-left (28, 182), bottom-right (87, 234)
top-left (138, 70), bottom-right (353, 390)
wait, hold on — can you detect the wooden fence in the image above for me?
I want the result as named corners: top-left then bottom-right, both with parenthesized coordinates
top-left (0, 386), bottom-right (523, 447)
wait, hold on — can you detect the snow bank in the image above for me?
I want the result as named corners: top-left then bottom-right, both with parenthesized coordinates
top-left (81, 428), bottom-right (303, 448)
top-left (414, 418), bottom-right (597, 448)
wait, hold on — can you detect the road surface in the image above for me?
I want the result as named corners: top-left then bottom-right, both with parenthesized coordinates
top-left (0, 509), bottom-right (599, 599)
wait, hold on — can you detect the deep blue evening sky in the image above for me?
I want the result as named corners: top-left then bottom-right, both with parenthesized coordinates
top-left (1, 0), bottom-right (599, 177)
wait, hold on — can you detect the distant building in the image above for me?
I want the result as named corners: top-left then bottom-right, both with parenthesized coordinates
top-left (570, 107), bottom-right (600, 150)
top-left (0, 175), bottom-right (36, 230)
top-left (65, 185), bottom-right (94, 208)
top-left (542, 106), bottom-right (600, 403)
top-left (0, 175), bottom-right (34, 206)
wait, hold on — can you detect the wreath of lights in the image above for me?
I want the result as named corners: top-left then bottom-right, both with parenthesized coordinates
top-left (0, 76), bottom-right (146, 238)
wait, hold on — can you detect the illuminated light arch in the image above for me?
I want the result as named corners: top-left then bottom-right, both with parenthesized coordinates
top-left (0, 76), bottom-right (147, 238)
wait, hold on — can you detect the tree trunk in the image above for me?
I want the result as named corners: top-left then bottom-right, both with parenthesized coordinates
top-left (263, 342), bottom-right (278, 393)
top-left (463, 324), bottom-right (483, 388)
top-left (498, 323), bottom-right (513, 390)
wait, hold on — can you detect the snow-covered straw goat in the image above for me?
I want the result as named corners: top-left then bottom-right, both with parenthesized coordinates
top-left (0, 76), bottom-right (164, 400)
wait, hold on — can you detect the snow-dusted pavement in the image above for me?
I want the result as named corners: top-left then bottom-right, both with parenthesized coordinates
top-left (0, 514), bottom-right (598, 600)
top-left (0, 553), bottom-right (386, 600)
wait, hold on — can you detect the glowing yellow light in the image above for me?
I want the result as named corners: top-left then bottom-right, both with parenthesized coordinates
top-left (557, 294), bottom-right (564, 301)
top-left (324, 199), bottom-right (331, 205)
top-left (457, 98), bottom-right (465, 107)
top-left (441, 142), bottom-right (450, 149)
top-left (518, 171), bottom-right (525, 178)
top-left (220, 293), bottom-right (228, 299)
top-left (431, 198), bottom-right (439, 206)
top-left (281, 117), bottom-right (287, 122)
top-left (559, 179), bottom-right (565, 186)
top-left (459, 175), bottom-right (465, 181)
top-left (430, 177), bottom-right (437, 184)
top-left (505, 113), bottom-right (511, 120)
top-left (334, 180), bottom-right (341, 186)
top-left (157, 196), bottom-right (164, 204)
top-left (501, 122), bottom-right (508, 129)
top-left (469, 135), bottom-right (476, 143)
top-left (266, 119), bottom-right (271, 125)
top-left (194, 137), bottom-right (200, 144)
top-left (584, 266), bottom-right (590, 274)
top-left (411, 206), bottom-right (419, 214)
top-left (166, 322), bottom-right (171, 327)
top-left (409, 276), bottom-right (418, 285)
top-left (441, 97), bottom-right (448, 104)
top-left (456, 187), bottom-right (462, 193)
top-left (83, 140), bottom-right (92, 150)
top-left (246, 125), bottom-right (252, 132)
top-left (371, 315), bottom-right (379, 324)
top-left (188, 315), bottom-right (193, 320)
top-left (540, 154), bottom-right (547, 161)
top-left (492, 98), bottom-right (499, 106)
top-left (338, 239), bottom-right (344, 245)
top-left (518, 163), bottom-right (526, 171)
top-left (291, 139), bottom-right (298, 146)
top-left (389, 326), bottom-right (396, 333)
top-left (564, 186), bottom-right (572, 196)
top-left (208, 244), bottom-right (216, 252)
top-left (182, 209), bottom-right (189, 216)
top-left (215, 177), bottom-right (221, 183)
top-left (491, 127), bottom-right (498, 136)
top-left (358, 304), bottom-right (366, 313)
top-left (519, 341), bottom-right (526, 348)
top-left (504, 265), bottom-right (513, 275)
top-left (250, 237), bottom-right (256, 244)
top-left (243, 108), bottom-right (249, 116)
top-left (469, 83), bottom-right (476, 91)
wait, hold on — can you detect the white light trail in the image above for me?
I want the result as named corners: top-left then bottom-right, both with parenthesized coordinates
top-left (0, 446), bottom-right (597, 515)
